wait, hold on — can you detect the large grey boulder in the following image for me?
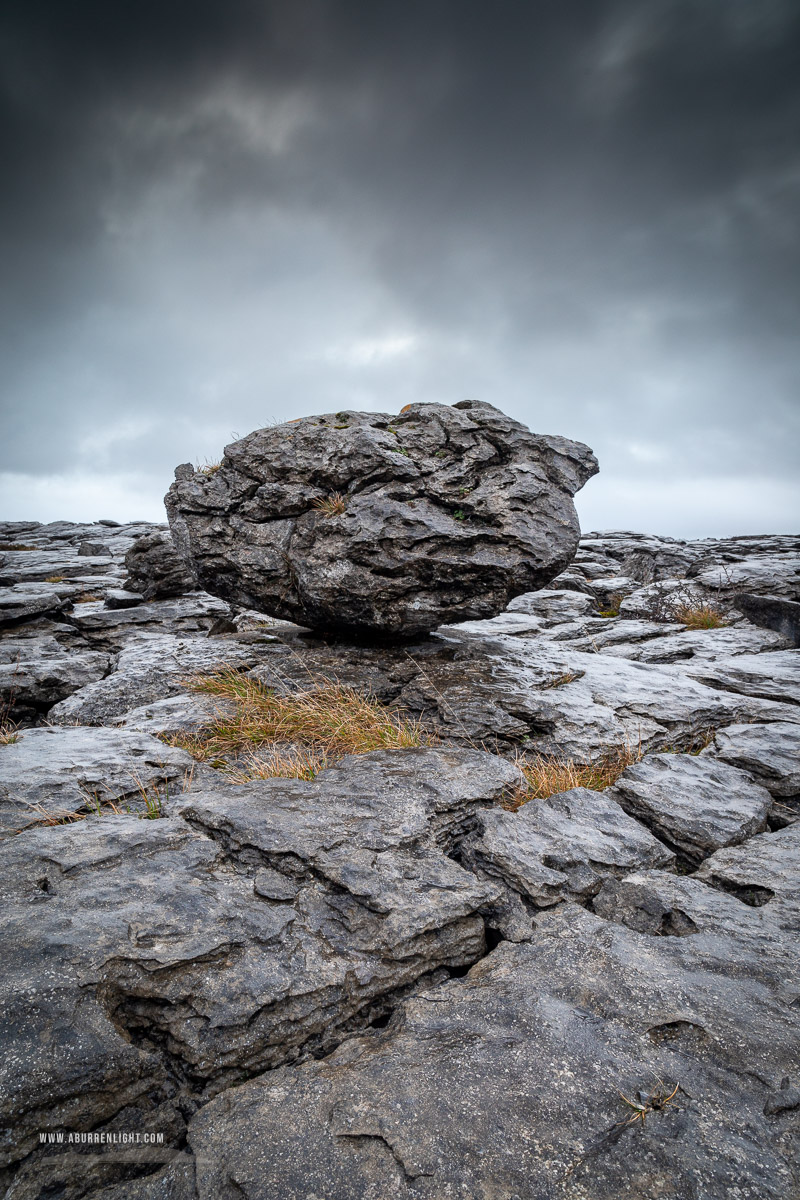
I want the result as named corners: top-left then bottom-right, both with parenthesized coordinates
top-left (165, 401), bottom-right (598, 637)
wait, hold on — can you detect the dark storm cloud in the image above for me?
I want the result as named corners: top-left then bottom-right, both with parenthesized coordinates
top-left (0, 0), bottom-right (798, 531)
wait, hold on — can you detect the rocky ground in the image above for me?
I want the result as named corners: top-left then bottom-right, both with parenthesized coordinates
top-left (0, 519), bottom-right (798, 1199)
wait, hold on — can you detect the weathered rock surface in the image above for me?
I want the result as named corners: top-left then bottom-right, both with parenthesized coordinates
top-left (104, 588), bottom-right (145, 609)
top-left (0, 548), bottom-right (116, 585)
top-left (185, 903), bottom-right (799, 1200)
top-left (2, 519), bottom-right (800, 1198)
top-left (594, 866), bottom-right (798, 950)
top-left (0, 727), bottom-right (194, 836)
top-left (63, 594), bottom-right (234, 646)
top-left (705, 721), bottom-right (800, 798)
top-left (47, 633), bottom-right (260, 726)
top-left (123, 532), bottom-right (197, 601)
top-left (0, 633), bottom-right (109, 721)
top-left (683, 648), bottom-right (800, 706)
top-left (400, 625), bottom-right (800, 759)
top-left (165, 401), bottom-right (598, 636)
top-left (112, 693), bottom-right (234, 736)
top-left (0, 748), bottom-right (512, 1171)
top-left (695, 822), bottom-right (800, 920)
top-left (598, 623), bottom-right (790, 664)
top-left (0, 581), bottom-right (76, 626)
top-left (733, 592), bottom-right (800, 646)
top-left (466, 786), bottom-right (674, 907)
top-left (690, 552), bottom-right (800, 599)
top-left (609, 753), bottom-right (773, 860)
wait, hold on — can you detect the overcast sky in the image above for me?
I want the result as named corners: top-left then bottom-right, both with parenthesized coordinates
top-left (1, 0), bottom-right (798, 537)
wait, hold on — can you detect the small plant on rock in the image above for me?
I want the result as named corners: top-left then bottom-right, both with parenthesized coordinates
top-left (0, 721), bottom-right (19, 746)
top-left (312, 493), bottom-right (346, 517)
top-left (643, 582), bottom-right (729, 628)
top-left (541, 671), bottom-right (584, 689)
top-left (616, 1080), bottom-right (681, 1129)
top-left (598, 593), bottom-right (623, 618)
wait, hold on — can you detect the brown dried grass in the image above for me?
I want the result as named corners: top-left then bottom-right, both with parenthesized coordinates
top-left (507, 742), bottom-right (643, 810)
top-left (0, 701), bottom-right (19, 745)
top-left (164, 667), bottom-right (430, 780)
top-left (671, 600), bottom-right (728, 630)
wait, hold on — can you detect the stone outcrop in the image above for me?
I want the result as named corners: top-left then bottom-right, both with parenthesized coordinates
top-left (608, 753), bottom-right (773, 860)
top-left (123, 532), bottom-right (197, 601)
top-left (1, 518), bottom-right (799, 1199)
top-left (0, 727), bottom-right (194, 837)
top-left (185, 899), bottom-right (799, 1200)
top-left (732, 592), bottom-right (800, 646)
top-left (465, 785), bottom-right (674, 907)
top-left (0, 749), bottom-right (514, 1171)
top-left (47, 633), bottom-right (261, 726)
top-left (165, 401), bottom-right (598, 636)
top-left (705, 721), bottom-right (800, 798)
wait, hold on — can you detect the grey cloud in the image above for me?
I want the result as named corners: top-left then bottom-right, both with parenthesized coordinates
top-left (0, 0), bottom-right (798, 534)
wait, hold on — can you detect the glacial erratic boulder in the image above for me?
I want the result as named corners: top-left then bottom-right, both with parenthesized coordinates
top-left (165, 401), bottom-right (598, 636)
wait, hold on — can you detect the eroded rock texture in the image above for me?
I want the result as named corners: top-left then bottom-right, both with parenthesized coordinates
top-left (1, 518), bottom-right (799, 1199)
top-left (187, 901), bottom-right (799, 1200)
top-left (123, 532), bottom-right (197, 601)
top-left (0, 749), bottom-right (513, 1171)
top-left (164, 401), bottom-right (598, 636)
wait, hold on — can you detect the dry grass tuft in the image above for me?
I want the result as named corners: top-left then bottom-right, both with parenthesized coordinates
top-left (44, 574), bottom-right (65, 583)
top-left (0, 700), bottom-right (19, 745)
top-left (75, 592), bottom-right (102, 603)
top-left (312, 492), bottom-right (346, 517)
top-left (225, 746), bottom-right (329, 783)
top-left (508, 742), bottom-right (642, 810)
top-left (196, 459), bottom-right (222, 476)
top-left (671, 600), bottom-right (728, 630)
top-left (0, 543), bottom-right (39, 551)
top-left (16, 802), bottom-right (89, 829)
top-left (164, 667), bottom-right (430, 781)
